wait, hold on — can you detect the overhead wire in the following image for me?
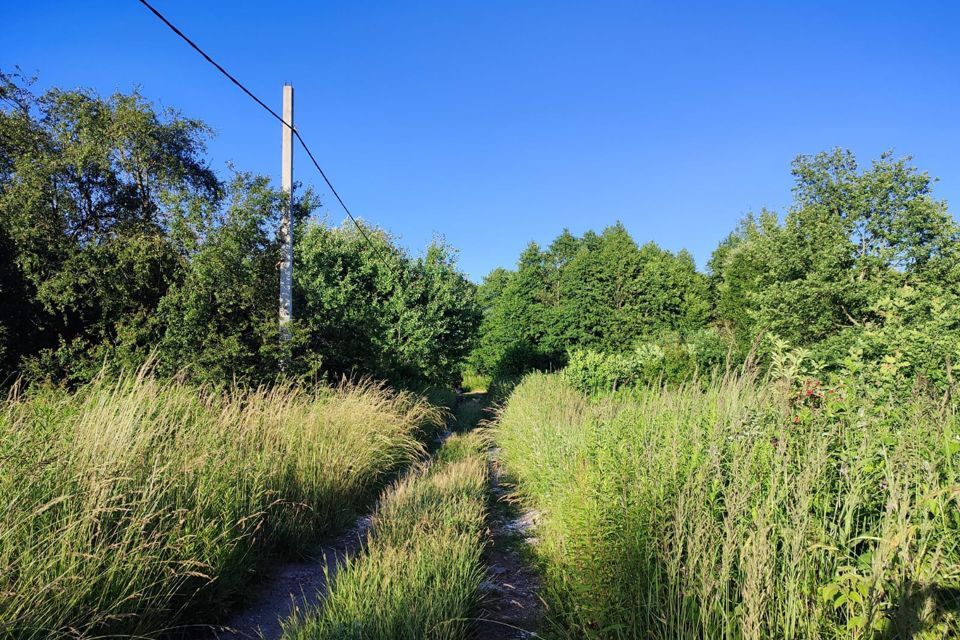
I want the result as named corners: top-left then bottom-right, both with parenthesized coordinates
top-left (136, 0), bottom-right (392, 264)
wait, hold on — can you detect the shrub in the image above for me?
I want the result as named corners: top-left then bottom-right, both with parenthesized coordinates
top-left (564, 328), bottom-right (734, 393)
top-left (564, 348), bottom-right (645, 393)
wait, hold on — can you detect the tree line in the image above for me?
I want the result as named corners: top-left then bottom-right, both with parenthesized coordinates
top-left (5, 69), bottom-right (958, 394)
top-left (0, 70), bottom-right (480, 387)
top-left (472, 149), bottom-right (960, 393)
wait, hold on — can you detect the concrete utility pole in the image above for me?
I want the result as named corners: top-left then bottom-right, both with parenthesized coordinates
top-left (279, 84), bottom-right (294, 348)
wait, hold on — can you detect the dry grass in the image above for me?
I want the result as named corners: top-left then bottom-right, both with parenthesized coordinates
top-left (0, 368), bottom-right (443, 639)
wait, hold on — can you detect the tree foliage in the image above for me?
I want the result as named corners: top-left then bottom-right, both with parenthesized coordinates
top-left (709, 149), bottom-right (960, 386)
top-left (477, 149), bottom-right (960, 394)
top-left (4, 68), bottom-right (958, 393)
top-left (471, 223), bottom-right (712, 377)
top-left (0, 71), bottom-right (479, 386)
top-left (295, 222), bottom-right (479, 384)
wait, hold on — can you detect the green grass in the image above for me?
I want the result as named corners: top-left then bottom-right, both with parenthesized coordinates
top-left (282, 431), bottom-right (489, 640)
top-left (496, 373), bottom-right (960, 639)
top-left (0, 369), bottom-right (443, 639)
top-left (461, 370), bottom-right (491, 393)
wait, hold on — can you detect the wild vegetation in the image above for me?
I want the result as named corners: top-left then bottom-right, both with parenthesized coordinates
top-left (0, 70), bottom-right (479, 389)
top-left (282, 431), bottom-right (489, 640)
top-left (0, 369), bottom-right (443, 638)
top-left (480, 149), bottom-right (960, 638)
top-left (3, 64), bottom-right (960, 640)
top-left (497, 372), bottom-right (960, 639)
top-left (0, 70), bottom-right (489, 640)
top-left (471, 150), bottom-right (960, 393)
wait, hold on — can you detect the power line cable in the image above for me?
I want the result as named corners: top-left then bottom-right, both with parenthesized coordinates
top-left (136, 0), bottom-right (391, 264)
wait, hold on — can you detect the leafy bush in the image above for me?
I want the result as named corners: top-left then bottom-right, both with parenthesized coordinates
top-left (564, 328), bottom-right (734, 393)
top-left (842, 285), bottom-right (960, 393)
top-left (564, 348), bottom-right (645, 393)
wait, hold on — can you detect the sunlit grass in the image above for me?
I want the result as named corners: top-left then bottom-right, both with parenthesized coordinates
top-left (282, 431), bottom-right (488, 640)
top-left (0, 369), bottom-right (443, 639)
top-left (496, 373), bottom-right (960, 639)
top-left (461, 370), bottom-right (491, 393)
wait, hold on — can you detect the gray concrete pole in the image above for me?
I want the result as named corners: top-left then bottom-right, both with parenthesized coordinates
top-left (279, 84), bottom-right (294, 347)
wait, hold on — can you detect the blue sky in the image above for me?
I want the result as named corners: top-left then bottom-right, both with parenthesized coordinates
top-left (6, 1), bottom-right (960, 281)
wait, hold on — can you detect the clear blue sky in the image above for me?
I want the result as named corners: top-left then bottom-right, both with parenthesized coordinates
top-left (6, 1), bottom-right (960, 281)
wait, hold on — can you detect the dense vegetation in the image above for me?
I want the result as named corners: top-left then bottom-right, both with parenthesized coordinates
top-left (497, 372), bottom-right (960, 639)
top-left (472, 150), bottom-right (960, 393)
top-left (0, 70), bottom-right (479, 388)
top-left (478, 147), bottom-right (960, 639)
top-left (470, 223), bottom-right (710, 377)
top-left (0, 369), bottom-right (443, 638)
top-left (0, 70), bottom-right (493, 640)
top-left (4, 62), bottom-right (960, 640)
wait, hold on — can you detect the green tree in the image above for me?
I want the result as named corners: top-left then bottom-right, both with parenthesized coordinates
top-left (295, 221), bottom-right (480, 384)
top-left (470, 243), bottom-right (559, 376)
top-left (468, 268), bottom-right (514, 374)
top-left (707, 210), bottom-right (779, 353)
top-left (156, 173), bottom-right (287, 384)
top-left (1, 72), bottom-right (481, 387)
top-left (393, 242), bottom-right (480, 382)
top-left (473, 223), bottom-right (714, 376)
top-left (555, 224), bottom-right (640, 350)
top-left (0, 72), bottom-right (220, 382)
top-left (710, 149), bottom-right (960, 377)
top-left (556, 224), bottom-right (709, 353)
top-left (634, 243), bottom-right (710, 337)
top-left (295, 220), bottom-right (400, 380)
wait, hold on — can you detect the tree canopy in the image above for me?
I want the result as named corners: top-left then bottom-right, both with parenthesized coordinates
top-left (0, 71), bottom-right (480, 386)
top-left (710, 150), bottom-right (960, 379)
top-left (475, 149), bottom-right (960, 393)
top-left (471, 223), bottom-right (710, 377)
top-left (4, 70), bottom-right (958, 394)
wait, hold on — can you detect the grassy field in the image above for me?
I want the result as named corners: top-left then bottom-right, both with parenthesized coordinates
top-left (0, 370), bottom-right (443, 639)
top-left (496, 373), bottom-right (960, 639)
top-left (282, 431), bottom-right (489, 640)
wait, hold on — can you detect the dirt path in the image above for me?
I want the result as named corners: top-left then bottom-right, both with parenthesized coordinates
top-left (200, 425), bottom-right (455, 640)
top-left (472, 446), bottom-right (543, 640)
top-left (193, 399), bottom-right (545, 640)
top-left (204, 514), bottom-right (372, 640)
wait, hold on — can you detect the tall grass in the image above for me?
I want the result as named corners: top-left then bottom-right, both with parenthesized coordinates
top-left (282, 431), bottom-right (488, 640)
top-left (0, 369), bottom-right (443, 639)
top-left (496, 373), bottom-right (960, 639)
